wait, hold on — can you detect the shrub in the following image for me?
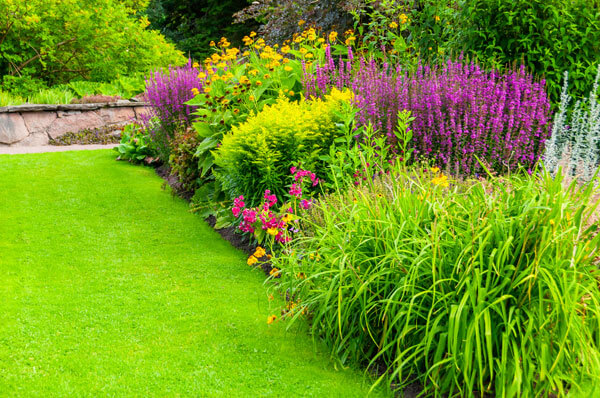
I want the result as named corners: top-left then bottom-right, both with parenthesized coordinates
top-left (454, 0), bottom-right (600, 103)
top-left (114, 123), bottom-right (156, 163)
top-left (545, 65), bottom-right (600, 182)
top-left (168, 131), bottom-right (204, 193)
top-left (142, 61), bottom-right (204, 160)
top-left (213, 89), bottom-right (353, 206)
top-left (0, 0), bottom-right (185, 91)
top-left (273, 165), bottom-right (600, 396)
top-left (305, 54), bottom-right (552, 174)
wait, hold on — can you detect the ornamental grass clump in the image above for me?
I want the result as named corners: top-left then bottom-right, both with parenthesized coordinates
top-left (274, 166), bottom-right (600, 396)
top-left (304, 51), bottom-right (552, 174)
top-left (142, 60), bottom-right (204, 160)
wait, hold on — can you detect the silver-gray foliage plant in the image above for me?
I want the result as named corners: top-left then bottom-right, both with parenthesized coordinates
top-left (545, 65), bottom-right (600, 182)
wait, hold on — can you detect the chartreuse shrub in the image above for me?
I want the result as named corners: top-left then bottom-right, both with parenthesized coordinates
top-left (272, 164), bottom-right (600, 396)
top-left (213, 89), bottom-right (354, 206)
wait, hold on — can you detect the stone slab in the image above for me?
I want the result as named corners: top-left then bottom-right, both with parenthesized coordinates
top-left (22, 111), bottom-right (57, 134)
top-left (0, 113), bottom-right (29, 144)
top-left (47, 111), bottom-right (104, 139)
top-left (98, 107), bottom-right (136, 124)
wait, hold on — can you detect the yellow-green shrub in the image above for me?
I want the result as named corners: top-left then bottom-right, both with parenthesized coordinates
top-left (213, 89), bottom-right (353, 206)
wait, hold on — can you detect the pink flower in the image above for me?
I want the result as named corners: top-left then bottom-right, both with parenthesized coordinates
top-left (289, 183), bottom-right (302, 197)
top-left (290, 166), bottom-right (297, 174)
top-left (232, 206), bottom-right (242, 217)
top-left (300, 199), bottom-right (313, 209)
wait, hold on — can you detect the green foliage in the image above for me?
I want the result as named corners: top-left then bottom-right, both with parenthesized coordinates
top-left (0, 89), bottom-right (23, 106)
top-left (146, 0), bottom-right (253, 60)
top-left (274, 165), bottom-right (600, 396)
top-left (114, 123), bottom-right (156, 162)
top-left (213, 91), bottom-right (353, 206)
top-left (454, 0), bottom-right (600, 102)
top-left (0, 0), bottom-right (185, 92)
top-left (168, 131), bottom-right (203, 193)
top-left (27, 87), bottom-right (75, 105)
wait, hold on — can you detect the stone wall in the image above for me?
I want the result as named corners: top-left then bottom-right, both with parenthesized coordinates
top-left (0, 101), bottom-right (150, 146)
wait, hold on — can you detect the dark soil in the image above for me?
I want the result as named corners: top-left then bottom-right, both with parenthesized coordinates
top-left (50, 126), bottom-right (121, 145)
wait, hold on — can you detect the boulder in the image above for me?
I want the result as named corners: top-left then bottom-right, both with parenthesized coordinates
top-left (12, 132), bottom-right (49, 146)
top-left (22, 111), bottom-right (57, 134)
top-left (0, 113), bottom-right (29, 144)
top-left (98, 107), bottom-right (136, 124)
top-left (47, 111), bottom-right (104, 139)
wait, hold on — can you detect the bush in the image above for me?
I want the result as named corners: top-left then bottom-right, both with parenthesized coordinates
top-left (168, 131), bottom-right (203, 193)
top-left (114, 123), bottom-right (156, 163)
top-left (453, 0), bottom-right (600, 103)
top-left (213, 90), bottom-right (353, 206)
top-left (305, 55), bottom-right (552, 174)
top-left (273, 165), bottom-right (600, 396)
top-left (0, 0), bottom-right (185, 92)
top-left (545, 65), bottom-right (600, 182)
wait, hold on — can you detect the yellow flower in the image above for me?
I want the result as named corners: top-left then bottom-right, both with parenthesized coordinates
top-left (191, 87), bottom-right (200, 96)
top-left (269, 267), bottom-right (280, 276)
top-left (434, 15), bottom-right (440, 22)
top-left (281, 214), bottom-right (292, 223)
top-left (294, 36), bottom-right (304, 43)
top-left (267, 227), bottom-right (278, 235)
top-left (248, 95), bottom-right (255, 101)
top-left (198, 72), bottom-right (207, 79)
top-left (305, 53), bottom-right (313, 59)
top-left (255, 80), bottom-right (263, 86)
top-left (267, 254), bottom-right (273, 260)
top-left (297, 272), bottom-right (306, 279)
top-left (431, 174), bottom-right (449, 188)
top-left (192, 62), bottom-right (199, 68)
top-left (389, 21), bottom-right (398, 29)
top-left (317, 37), bottom-right (325, 44)
top-left (399, 13), bottom-right (408, 24)
top-left (254, 246), bottom-right (266, 258)
top-left (267, 315), bottom-right (277, 324)
top-left (239, 75), bottom-right (250, 85)
top-left (288, 90), bottom-right (295, 96)
top-left (243, 51), bottom-right (250, 56)
top-left (329, 31), bottom-right (338, 42)
top-left (221, 98), bottom-right (230, 105)
top-left (281, 45), bottom-right (291, 54)
top-left (298, 19), bottom-right (306, 26)
top-left (249, 69), bottom-right (259, 76)
top-left (299, 47), bottom-right (307, 55)
top-left (264, 73), bottom-right (271, 79)
top-left (203, 87), bottom-right (211, 93)
top-left (345, 36), bottom-right (356, 46)
top-left (247, 255), bottom-right (258, 266)
top-left (284, 65), bottom-right (293, 72)
top-left (430, 167), bottom-right (440, 173)
top-left (209, 40), bottom-right (216, 46)
top-left (250, 31), bottom-right (257, 37)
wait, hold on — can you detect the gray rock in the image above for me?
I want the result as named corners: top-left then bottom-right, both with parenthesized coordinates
top-left (0, 113), bottom-right (29, 144)
top-left (22, 111), bottom-right (57, 134)
top-left (11, 132), bottom-right (49, 146)
top-left (48, 111), bottom-right (104, 139)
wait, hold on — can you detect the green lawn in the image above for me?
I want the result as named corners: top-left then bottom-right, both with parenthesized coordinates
top-left (0, 150), bottom-right (383, 397)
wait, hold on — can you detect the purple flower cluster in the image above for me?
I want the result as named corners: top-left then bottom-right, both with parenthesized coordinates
top-left (304, 49), bottom-right (552, 173)
top-left (141, 60), bottom-right (204, 159)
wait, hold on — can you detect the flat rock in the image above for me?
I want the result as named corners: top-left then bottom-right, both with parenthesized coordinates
top-left (98, 107), bottom-right (136, 124)
top-left (0, 113), bottom-right (29, 144)
top-left (48, 111), bottom-right (104, 139)
top-left (22, 111), bottom-right (57, 134)
top-left (11, 132), bottom-right (49, 146)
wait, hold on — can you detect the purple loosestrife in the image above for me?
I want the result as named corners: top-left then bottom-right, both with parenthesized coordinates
top-left (304, 49), bottom-right (552, 174)
top-left (141, 59), bottom-right (205, 160)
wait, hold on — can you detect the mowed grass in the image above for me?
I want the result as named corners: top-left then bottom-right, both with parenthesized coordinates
top-left (0, 150), bottom-right (384, 397)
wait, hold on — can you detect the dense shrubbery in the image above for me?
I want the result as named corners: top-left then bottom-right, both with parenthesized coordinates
top-left (214, 90), bottom-right (353, 206)
top-left (0, 0), bottom-right (184, 96)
